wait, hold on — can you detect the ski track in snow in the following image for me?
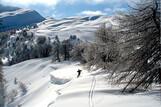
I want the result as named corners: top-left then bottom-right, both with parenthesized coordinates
top-left (48, 76), bottom-right (97, 107)
top-left (89, 76), bottom-right (96, 107)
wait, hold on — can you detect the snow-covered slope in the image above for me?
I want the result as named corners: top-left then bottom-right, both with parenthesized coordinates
top-left (4, 58), bottom-right (57, 107)
top-left (3, 58), bottom-right (161, 107)
top-left (33, 15), bottom-right (117, 41)
top-left (0, 5), bottom-right (45, 32)
top-left (3, 58), bottom-right (85, 107)
top-left (54, 76), bottom-right (161, 107)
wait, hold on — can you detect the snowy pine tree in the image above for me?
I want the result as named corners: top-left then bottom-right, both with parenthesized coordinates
top-left (52, 36), bottom-right (61, 62)
top-left (62, 40), bottom-right (70, 61)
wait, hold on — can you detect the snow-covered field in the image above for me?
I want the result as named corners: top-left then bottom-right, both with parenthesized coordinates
top-left (3, 58), bottom-right (87, 107)
top-left (3, 58), bottom-right (161, 107)
top-left (32, 15), bottom-right (117, 41)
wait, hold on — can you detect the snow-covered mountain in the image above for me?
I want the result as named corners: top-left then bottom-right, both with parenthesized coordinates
top-left (0, 5), bottom-right (45, 32)
top-left (0, 5), bottom-right (117, 41)
top-left (33, 15), bottom-right (118, 41)
top-left (0, 4), bottom-right (20, 13)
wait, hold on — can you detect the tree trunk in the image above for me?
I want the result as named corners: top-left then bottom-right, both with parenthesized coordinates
top-left (0, 58), bottom-right (5, 107)
top-left (159, 68), bottom-right (161, 84)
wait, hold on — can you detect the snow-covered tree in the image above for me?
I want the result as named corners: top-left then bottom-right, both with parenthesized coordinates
top-left (36, 36), bottom-right (52, 58)
top-left (83, 23), bottom-right (120, 69)
top-left (0, 32), bottom-right (9, 56)
top-left (83, 43), bottom-right (97, 66)
top-left (62, 40), bottom-right (70, 61)
top-left (2, 31), bottom-right (52, 65)
top-left (96, 24), bottom-right (119, 63)
top-left (111, 0), bottom-right (161, 92)
top-left (52, 36), bottom-right (61, 62)
top-left (70, 43), bottom-right (86, 62)
top-left (59, 35), bottom-right (81, 61)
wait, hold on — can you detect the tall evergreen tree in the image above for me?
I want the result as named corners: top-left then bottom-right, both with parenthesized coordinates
top-left (52, 36), bottom-right (61, 62)
top-left (62, 40), bottom-right (70, 61)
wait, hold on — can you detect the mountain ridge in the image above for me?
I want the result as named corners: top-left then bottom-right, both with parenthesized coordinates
top-left (0, 5), bottom-right (45, 32)
top-left (33, 15), bottom-right (117, 41)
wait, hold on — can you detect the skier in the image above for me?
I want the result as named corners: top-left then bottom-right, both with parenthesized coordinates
top-left (77, 69), bottom-right (82, 78)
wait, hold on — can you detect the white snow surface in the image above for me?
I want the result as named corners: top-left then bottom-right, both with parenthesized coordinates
top-left (32, 15), bottom-right (118, 42)
top-left (3, 58), bottom-right (161, 107)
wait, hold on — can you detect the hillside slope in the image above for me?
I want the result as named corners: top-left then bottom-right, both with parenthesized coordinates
top-left (3, 58), bottom-right (161, 107)
top-left (0, 5), bottom-right (45, 32)
top-left (33, 15), bottom-right (117, 41)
